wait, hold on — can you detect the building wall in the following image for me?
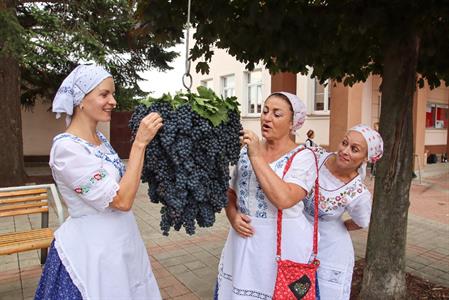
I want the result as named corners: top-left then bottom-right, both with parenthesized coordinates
top-left (426, 84), bottom-right (448, 148)
top-left (371, 75), bottom-right (382, 125)
top-left (296, 73), bottom-right (330, 146)
top-left (22, 101), bottom-right (110, 157)
top-left (192, 54), bottom-right (331, 146)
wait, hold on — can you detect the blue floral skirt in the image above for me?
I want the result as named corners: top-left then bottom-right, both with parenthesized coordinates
top-left (35, 240), bottom-right (82, 300)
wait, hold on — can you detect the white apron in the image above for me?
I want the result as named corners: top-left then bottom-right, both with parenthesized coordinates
top-left (50, 132), bottom-right (161, 300)
top-left (216, 146), bottom-right (318, 300)
top-left (303, 152), bottom-right (372, 300)
top-left (216, 216), bottom-right (313, 300)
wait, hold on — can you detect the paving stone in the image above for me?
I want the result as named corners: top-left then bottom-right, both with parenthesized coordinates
top-left (2, 173), bottom-right (449, 298)
top-left (165, 283), bottom-right (190, 298)
top-left (185, 261), bottom-right (207, 271)
top-left (176, 271), bottom-right (206, 292)
top-left (0, 290), bottom-right (24, 300)
top-left (405, 259), bottom-right (427, 271)
top-left (0, 262), bottom-right (19, 273)
top-left (0, 281), bottom-right (21, 294)
top-left (192, 266), bottom-right (218, 279)
top-left (418, 266), bottom-right (449, 280)
top-left (173, 292), bottom-right (200, 300)
top-left (167, 264), bottom-right (189, 275)
top-left (194, 286), bottom-right (216, 300)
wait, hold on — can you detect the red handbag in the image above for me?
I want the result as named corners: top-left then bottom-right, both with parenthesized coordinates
top-left (273, 148), bottom-right (320, 300)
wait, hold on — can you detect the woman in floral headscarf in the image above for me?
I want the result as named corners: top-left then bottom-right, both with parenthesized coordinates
top-left (303, 124), bottom-right (384, 300)
top-left (34, 64), bottom-right (162, 300)
top-left (215, 92), bottom-right (318, 299)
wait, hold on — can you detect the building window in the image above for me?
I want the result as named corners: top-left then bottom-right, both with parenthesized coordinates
top-left (200, 79), bottom-right (213, 89)
top-left (313, 79), bottom-right (330, 112)
top-left (247, 70), bottom-right (263, 114)
top-left (221, 75), bottom-right (235, 98)
top-left (426, 103), bottom-right (448, 129)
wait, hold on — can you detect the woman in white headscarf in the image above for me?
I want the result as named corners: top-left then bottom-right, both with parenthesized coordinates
top-left (34, 64), bottom-right (163, 300)
top-left (303, 124), bottom-right (384, 300)
top-left (215, 92), bottom-right (318, 299)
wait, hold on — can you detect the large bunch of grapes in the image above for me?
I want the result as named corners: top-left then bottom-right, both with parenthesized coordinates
top-left (129, 87), bottom-right (242, 235)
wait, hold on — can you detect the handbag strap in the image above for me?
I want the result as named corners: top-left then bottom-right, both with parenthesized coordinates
top-left (276, 147), bottom-right (319, 261)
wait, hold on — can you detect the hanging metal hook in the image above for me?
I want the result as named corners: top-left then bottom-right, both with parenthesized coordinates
top-left (182, 0), bottom-right (193, 92)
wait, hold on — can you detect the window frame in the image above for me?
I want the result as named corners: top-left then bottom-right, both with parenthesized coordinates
top-left (200, 79), bottom-right (213, 89)
top-left (245, 70), bottom-right (263, 116)
top-left (220, 74), bottom-right (235, 98)
top-left (311, 78), bottom-right (330, 115)
top-left (426, 102), bottom-right (449, 129)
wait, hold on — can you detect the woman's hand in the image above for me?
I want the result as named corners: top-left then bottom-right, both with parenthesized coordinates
top-left (134, 112), bottom-right (163, 147)
top-left (344, 219), bottom-right (362, 231)
top-left (240, 129), bottom-right (261, 157)
top-left (231, 213), bottom-right (254, 238)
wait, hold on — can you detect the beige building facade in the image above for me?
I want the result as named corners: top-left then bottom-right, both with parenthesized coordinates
top-left (20, 49), bottom-right (448, 170)
top-left (191, 49), bottom-right (449, 170)
top-left (22, 101), bottom-right (110, 159)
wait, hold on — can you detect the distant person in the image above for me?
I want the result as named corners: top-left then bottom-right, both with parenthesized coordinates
top-left (305, 129), bottom-right (318, 148)
top-left (370, 122), bottom-right (380, 178)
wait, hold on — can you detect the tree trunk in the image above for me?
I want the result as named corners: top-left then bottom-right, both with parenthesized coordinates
top-left (0, 2), bottom-right (27, 187)
top-left (359, 35), bottom-right (419, 299)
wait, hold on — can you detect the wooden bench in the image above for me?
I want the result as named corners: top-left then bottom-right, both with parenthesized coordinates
top-left (0, 184), bottom-right (64, 265)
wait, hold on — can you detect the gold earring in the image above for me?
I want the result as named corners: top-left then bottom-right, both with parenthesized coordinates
top-left (80, 104), bottom-right (84, 110)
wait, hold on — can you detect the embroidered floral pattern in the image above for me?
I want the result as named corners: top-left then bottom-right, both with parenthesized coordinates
top-left (217, 263), bottom-right (272, 300)
top-left (304, 166), bottom-right (368, 220)
top-left (232, 287), bottom-right (272, 300)
top-left (311, 146), bottom-right (327, 160)
top-left (255, 185), bottom-right (268, 218)
top-left (236, 146), bottom-right (303, 218)
top-left (74, 169), bottom-right (107, 194)
top-left (318, 180), bottom-right (367, 213)
top-left (56, 86), bottom-right (75, 95)
top-left (53, 132), bottom-right (126, 177)
top-left (97, 132), bottom-right (126, 177)
top-left (237, 147), bottom-right (251, 215)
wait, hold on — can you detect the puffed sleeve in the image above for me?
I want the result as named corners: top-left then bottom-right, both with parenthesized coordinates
top-left (50, 139), bottom-right (119, 211)
top-left (346, 192), bottom-right (372, 228)
top-left (283, 149), bottom-right (317, 194)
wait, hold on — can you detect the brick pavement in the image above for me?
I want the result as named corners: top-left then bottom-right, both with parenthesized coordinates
top-left (0, 164), bottom-right (447, 299)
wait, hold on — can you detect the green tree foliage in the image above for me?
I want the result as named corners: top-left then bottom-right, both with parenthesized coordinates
top-left (134, 0), bottom-right (449, 87)
top-left (133, 1), bottom-right (449, 299)
top-left (7, 0), bottom-right (179, 110)
top-left (0, 0), bottom-right (179, 188)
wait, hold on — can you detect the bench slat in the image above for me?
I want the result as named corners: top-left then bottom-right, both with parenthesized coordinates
top-left (0, 228), bottom-right (53, 244)
top-left (0, 207), bottom-right (48, 218)
top-left (0, 238), bottom-right (53, 255)
top-left (0, 195), bottom-right (48, 205)
top-left (0, 228), bottom-right (53, 255)
top-left (0, 202), bottom-right (48, 212)
top-left (0, 189), bottom-right (47, 198)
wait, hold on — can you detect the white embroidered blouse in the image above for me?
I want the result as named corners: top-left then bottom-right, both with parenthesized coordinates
top-left (49, 132), bottom-right (160, 300)
top-left (230, 145), bottom-right (317, 219)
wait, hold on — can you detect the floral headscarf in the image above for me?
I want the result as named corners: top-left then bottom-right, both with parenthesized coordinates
top-left (268, 92), bottom-right (307, 134)
top-left (349, 124), bottom-right (384, 163)
top-left (349, 124), bottom-right (384, 179)
top-left (52, 64), bottom-right (112, 126)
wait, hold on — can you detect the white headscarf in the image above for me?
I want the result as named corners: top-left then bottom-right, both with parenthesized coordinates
top-left (53, 64), bottom-right (112, 126)
top-left (349, 124), bottom-right (384, 179)
top-left (268, 92), bottom-right (307, 134)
